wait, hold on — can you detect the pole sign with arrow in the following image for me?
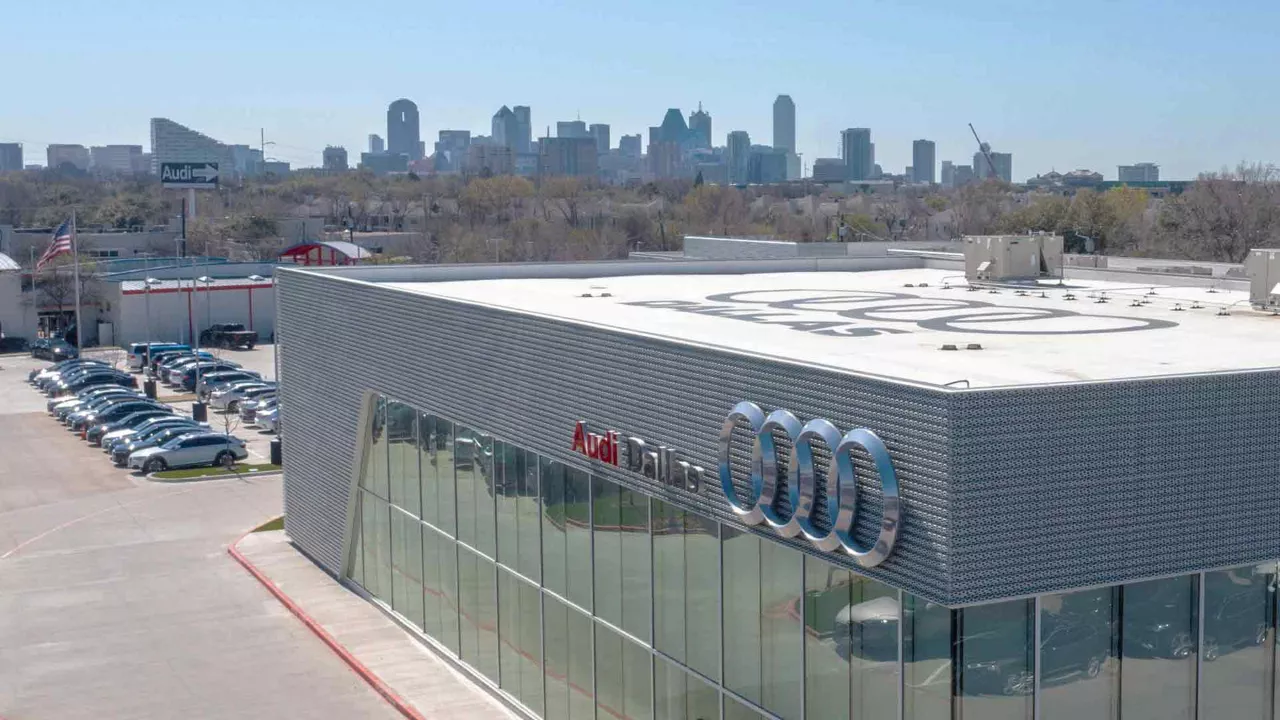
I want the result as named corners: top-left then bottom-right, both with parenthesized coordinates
top-left (160, 162), bottom-right (219, 189)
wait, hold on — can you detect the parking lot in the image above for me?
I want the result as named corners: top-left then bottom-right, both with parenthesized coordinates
top-left (0, 346), bottom-right (403, 719)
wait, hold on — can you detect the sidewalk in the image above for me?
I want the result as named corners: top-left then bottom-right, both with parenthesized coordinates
top-left (231, 530), bottom-right (518, 720)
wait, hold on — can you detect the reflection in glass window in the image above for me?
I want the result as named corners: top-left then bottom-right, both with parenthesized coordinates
top-left (595, 621), bottom-right (653, 720)
top-left (455, 427), bottom-right (496, 557)
top-left (1121, 575), bottom-right (1197, 720)
top-left (593, 477), bottom-right (651, 642)
top-left (360, 490), bottom-right (392, 602)
top-left (903, 593), bottom-right (951, 720)
top-left (496, 444), bottom-right (542, 583)
top-left (421, 524), bottom-right (460, 654)
top-left (458, 545), bottom-right (499, 683)
top-left (389, 507), bottom-right (424, 631)
top-left (723, 694), bottom-right (767, 720)
top-left (653, 500), bottom-right (720, 682)
top-left (565, 467), bottom-right (593, 611)
top-left (498, 568), bottom-right (544, 715)
top-left (1201, 565), bottom-right (1275, 719)
top-left (655, 655), bottom-right (719, 720)
top-left (804, 555), bottom-right (898, 720)
top-left (545, 594), bottom-right (595, 720)
top-left (348, 490), bottom-right (365, 588)
top-left (956, 598), bottom-right (1033, 720)
top-left (387, 400), bottom-right (419, 517)
top-left (541, 458), bottom-right (568, 597)
top-left (1039, 587), bottom-right (1119, 720)
top-left (517, 448), bottom-right (540, 582)
top-left (722, 527), bottom-right (802, 720)
top-left (361, 396), bottom-right (389, 499)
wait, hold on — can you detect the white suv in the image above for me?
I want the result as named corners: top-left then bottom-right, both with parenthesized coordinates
top-left (128, 432), bottom-right (249, 473)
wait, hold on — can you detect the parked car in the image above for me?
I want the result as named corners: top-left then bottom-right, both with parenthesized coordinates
top-left (212, 383), bottom-right (275, 412)
top-left (69, 399), bottom-right (166, 434)
top-left (49, 386), bottom-right (140, 415)
top-left (50, 372), bottom-right (136, 397)
top-left (199, 323), bottom-right (258, 350)
top-left (257, 404), bottom-right (280, 433)
top-left (165, 359), bottom-right (241, 386)
top-left (240, 396), bottom-right (277, 424)
top-left (111, 423), bottom-right (210, 466)
top-left (29, 338), bottom-right (51, 358)
top-left (86, 407), bottom-right (176, 445)
top-left (128, 432), bottom-right (249, 473)
top-left (55, 392), bottom-right (143, 421)
top-left (196, 371), bottom-right (263, 400)
top-left (177, 362), bottom-right (243, 391)
top-left (46, 340), bottom-right (79, 360)
top-left (148, 349), bottom-right (211, 375)
top-left (31, 358), bottom-right (108, 388)
top-left (126, 342), bottom-right (188, 371)
top-left (102, 415), bottom-right (206, 453)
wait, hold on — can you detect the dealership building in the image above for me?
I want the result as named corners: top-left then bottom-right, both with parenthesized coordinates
top-left (278, 241), bottom-right (1280, 720)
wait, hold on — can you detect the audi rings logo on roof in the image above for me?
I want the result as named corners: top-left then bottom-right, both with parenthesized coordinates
top-left (719, 401), bottom-right (902, 568)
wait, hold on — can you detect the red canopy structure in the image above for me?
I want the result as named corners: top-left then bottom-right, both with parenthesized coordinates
top-left (278, 240), bottom-right (372, 266)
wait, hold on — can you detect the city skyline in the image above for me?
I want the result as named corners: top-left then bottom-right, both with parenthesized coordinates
top-left (4, 0), bottom-right (1279, 179)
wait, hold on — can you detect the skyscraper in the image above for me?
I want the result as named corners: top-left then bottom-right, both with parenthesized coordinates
top-left (492, 106), bottom-right (519, 149)
top-left (387, 99), bottom-right (422, 160)
top-left (619, 135), bottom-right (642, 158)
top-left (539, 137), bottom-right (598, 177)
top-left (688, 104), bottom-right (712, 149)
top-left (588, 124), bottom-right (610, 154)
top-left (557, 121), bottom-right (588, 139)
top-left (0, 143), bottom-right (22, 172)
top-left (659, 110), bottom-right (690, 145)
top-left (150, 118), bottom-right (234, 175)
top-left (840, 128), bottom-right (873, 181)
top-left (1118, 163), bottom-right (1160, 182)
top-left (773, 95), bottom-right (795, 153)
top-left (90, 145), bottom-right (143, 174)
top-left (323, 146), bottom-right (349, 171)
top-left (941, 160), bottom-right (955, 188)
top-left (513, 106), bottom-right (532, 154)
top-left (973, 146), bottom-right (1013, 183)
top-left (726, 131), bottom-right (751, 184)
top-left (912, 140), bottom-right (936, 184)
top-left (369, 134), bottom-right (384, 154)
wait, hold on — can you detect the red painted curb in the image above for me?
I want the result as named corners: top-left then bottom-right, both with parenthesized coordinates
top-left (227, 529), bottom-right (427, 720)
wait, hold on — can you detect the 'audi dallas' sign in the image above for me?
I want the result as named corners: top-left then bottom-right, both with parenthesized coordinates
top-left (571, 401), bottom-right (902, 567)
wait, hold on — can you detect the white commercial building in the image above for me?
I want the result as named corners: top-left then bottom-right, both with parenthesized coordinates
top-left (104, 277), bottom-right (276, 347)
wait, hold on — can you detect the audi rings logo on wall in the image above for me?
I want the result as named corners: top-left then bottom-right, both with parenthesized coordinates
top-left (719, 401), bottom-right (902, 568)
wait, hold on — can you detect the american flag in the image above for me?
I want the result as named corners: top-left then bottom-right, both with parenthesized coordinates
top-left (35, 218), bottom-right (74, 272)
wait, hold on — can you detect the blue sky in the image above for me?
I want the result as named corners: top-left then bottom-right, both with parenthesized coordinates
top-left (5, 0), bottom-right (1278, 180)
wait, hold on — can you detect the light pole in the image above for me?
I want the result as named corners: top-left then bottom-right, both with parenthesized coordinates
top-left (247, 274), bottom-right (272, 380)
top-left (191, 275), bottom-right (213, 421)
top-left (142, 277), bottom-right (161, 396)
top-left (249, 273), bottom-right (282, 465)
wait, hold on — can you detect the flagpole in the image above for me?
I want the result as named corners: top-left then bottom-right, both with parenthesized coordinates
top-left (71, 209), bottom-right (83, 350)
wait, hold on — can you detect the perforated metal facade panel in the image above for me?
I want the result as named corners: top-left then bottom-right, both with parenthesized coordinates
top-left (279, 266), bottom-right (1280, 606)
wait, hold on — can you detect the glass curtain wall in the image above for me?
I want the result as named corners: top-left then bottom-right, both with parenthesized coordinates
top-left (345, 394), bottom-right (1280, 720)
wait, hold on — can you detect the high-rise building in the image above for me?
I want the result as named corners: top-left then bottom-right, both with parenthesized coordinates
top-left (773, 95), bottom-right (795, 154)
top-left (1118, 163), bottom-right (1160, 182)
top-left (46, 144), bottom-right (91, 172)
top-left (840, 128), bottom-right (873, 181)
top-left (912, 140), bottom-right (936, 184)
top-left (369, 134), bottom-right (385, 154)
top-left (90, 145), bottom-right (143, 174)
top-left (726, 131), bottom-right (751, 184)
top-left (953, 164), bottom-right (976, 186)
top-left (747, 147), bottom-right (787, 184)
top-left (557, 121), bottom-right (588, 139)
top-left (433, 131), bottom-right (471, 172)
top-left (360, 152), bottom-right (409, 176)
top-left (0, 143), bottom-right (22, 171)
top-left (647, 141), bottom-right (682, 179)
top-left (492, 106), bottom-right (519, 149)
top-left (539, 137), bottom-right (598, 177)
top-left (973, 146), bottom-right (1013, 183)
top-left (812, 158), bottom-right (847, 182)
top-left (150, 118), bottom-right (238, 176)
top-left (688, 104), bottom-right (712, 149)
top-left (941, 160), bottom-right (955, 188)
top-left (513, 106), bottom-right (532, 154)
top-left (465, 145), bottom-right (514, 176)
top-left (619, 135), bottom-right (642, 158)
top-left (323, 146), bottom-right (349, 171)
top-left (659, 110), bottom-right (690, 145)
top-left (387, 99), bottom-right (422, 160)
top-left (588, 124), bottom-right (610, 154)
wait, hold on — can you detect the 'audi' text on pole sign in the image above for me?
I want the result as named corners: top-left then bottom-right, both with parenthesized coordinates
top-left (160, 162), bottom-right (219, 189)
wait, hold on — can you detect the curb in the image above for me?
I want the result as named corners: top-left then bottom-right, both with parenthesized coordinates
top-left (148, 469), bottom-right (282, 483)
top-left (227, 529), bottom-right (427, 720)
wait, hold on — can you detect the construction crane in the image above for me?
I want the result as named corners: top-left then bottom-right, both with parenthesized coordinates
top-left (968, 123), bottom-right (999, 180)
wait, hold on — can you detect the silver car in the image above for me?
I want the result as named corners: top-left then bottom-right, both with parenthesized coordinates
top-left (128, 432), bottom-right (249, 473)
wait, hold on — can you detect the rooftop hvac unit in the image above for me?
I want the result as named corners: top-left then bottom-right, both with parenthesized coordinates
top-left (1245, 248), bottom-right (1280, 309)
top-left (964, 235), bottom-right (1064, 283)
